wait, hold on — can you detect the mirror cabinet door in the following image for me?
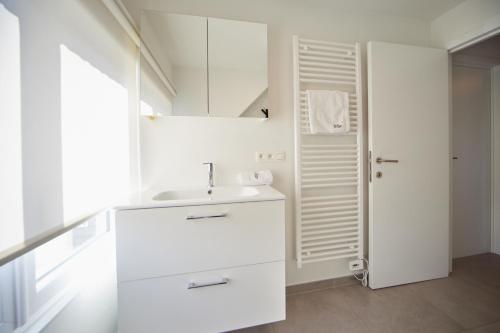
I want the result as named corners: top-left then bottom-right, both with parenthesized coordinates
top-left (140, 12), bottom-right (208, 116)
top-left (139, 12), bottom-right (268, 118)
top-left (208, 18), bottom-right (268, 118)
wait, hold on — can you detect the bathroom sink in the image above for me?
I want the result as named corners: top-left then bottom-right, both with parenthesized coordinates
top-left (115, 185), bottom-right (284, 210)
top-left (152, 186), bottom-right (260, 202)
top-left (153, 189), bottom-right (210, 201)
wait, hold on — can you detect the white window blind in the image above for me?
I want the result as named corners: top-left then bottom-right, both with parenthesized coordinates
top-left (60, 44), bottom-right (131, 222)
top-left (0, 3), bottom-right (24, 253)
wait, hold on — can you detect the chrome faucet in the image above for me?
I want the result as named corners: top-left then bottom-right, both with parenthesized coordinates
top-left (203, 162), bottom-right (214, 194)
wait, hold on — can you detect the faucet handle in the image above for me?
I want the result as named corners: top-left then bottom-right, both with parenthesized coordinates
top-left (203, 162), bottom-right (213, 170)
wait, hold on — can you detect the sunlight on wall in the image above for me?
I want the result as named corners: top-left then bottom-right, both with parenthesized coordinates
top-left (0, 3), bottom-right (24, 252)
top-left (60, 45), bottom-right (130, 222)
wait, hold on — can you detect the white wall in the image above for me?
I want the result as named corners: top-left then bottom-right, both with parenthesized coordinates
top-left (431, 0), bottom-right (500, 49)
top-left (135, 0), bottom-right (432, 285)
top-left (452, 64), bottom-right (491, 258)
top-left (493, 66), bottom-right (500, 255)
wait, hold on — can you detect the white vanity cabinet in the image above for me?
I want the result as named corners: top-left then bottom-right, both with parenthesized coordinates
top-left (115, 197), bottom-right (285, 333)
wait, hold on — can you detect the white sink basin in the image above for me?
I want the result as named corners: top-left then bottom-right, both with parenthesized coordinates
top-left (153, 186), bottom-right (260, 202)
top-left (114, 185), bottom-right (285, 210)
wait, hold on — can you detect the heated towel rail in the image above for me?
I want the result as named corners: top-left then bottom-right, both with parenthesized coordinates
top-left (293, 36), bottom-right (364, 267)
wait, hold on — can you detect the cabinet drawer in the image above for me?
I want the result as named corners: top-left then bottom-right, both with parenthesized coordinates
top-left (115, 200), bottom-right (285, 282)
top-left (118, 261), bottom-right (285, 333)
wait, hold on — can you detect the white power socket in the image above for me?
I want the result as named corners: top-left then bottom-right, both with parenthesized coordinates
top-left (255, 152), bottom-right (286, 162)
top-left (272, 152), bottom-right (286, 161)
top-left (255, 152), bottom-right (266, 161)
top-left (349, 259), bottom-right (364, 271)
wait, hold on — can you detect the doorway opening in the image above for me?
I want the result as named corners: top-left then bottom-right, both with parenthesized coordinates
top-left (451, 34), bottom-right (500, 261)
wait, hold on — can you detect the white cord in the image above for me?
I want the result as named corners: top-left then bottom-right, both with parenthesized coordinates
top-left (352, 258), bottom-right (369, 287)
top-left (353, 270), bottom-right (368, 287)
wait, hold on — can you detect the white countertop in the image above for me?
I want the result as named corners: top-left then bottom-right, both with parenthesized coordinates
top-left (114, 185), bottom-right (285, 211)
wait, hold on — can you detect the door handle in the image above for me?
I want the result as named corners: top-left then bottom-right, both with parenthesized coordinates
top-left (186, 212), bottom-right (228, 220)
top-left (376, 157), bottom-right (399, 164)
top-left (187, 278), bottom-right (229, 289)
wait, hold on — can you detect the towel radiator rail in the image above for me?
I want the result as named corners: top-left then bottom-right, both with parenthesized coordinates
top-left (293, 36), bottom-right (364, 268)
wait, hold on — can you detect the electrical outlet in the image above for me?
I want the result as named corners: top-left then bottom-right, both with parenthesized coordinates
top-left (256, 151), bottom-right (286, 161)
top-left (272, 152), bottom-right (286, 161)
top-left (349, 259), bottom-right (364, 271)
top-left (255, 152), bottom-right (265, 161)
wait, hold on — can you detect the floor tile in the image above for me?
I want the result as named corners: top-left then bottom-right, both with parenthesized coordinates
top-left (230, 324), bottom-right (274, 333)
top-left (273, 288), bottom-right (371, 333)
top-left (409, 275), bottom-right (500, 329)
top-left (229, 253), bottom-right (500, 333)
top-left (463, 321), bottom-right (500, 333)
top-left (332, 284), bottom-right (463, 333)
top-left (286, 276), bottom-right (357, 295)
top-left (453, 253), bottom-right (500, 296)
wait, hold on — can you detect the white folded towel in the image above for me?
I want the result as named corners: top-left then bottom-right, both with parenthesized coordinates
top-left (307, 90), bottom-right (350, 134)
top-left (237, 170), bottom-right (273, 186)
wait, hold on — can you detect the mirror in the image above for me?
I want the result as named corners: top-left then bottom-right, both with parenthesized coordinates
top-left (139, 12), bottom-right (268, 118)
top-left (140, 12), bottom-right (208, 117)
top-left (208, 18), bottom-right (268, 117)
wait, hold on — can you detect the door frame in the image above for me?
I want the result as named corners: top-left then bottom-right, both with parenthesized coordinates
top-left (448, 27), bottom-right (500, 54)
top-left (448, 29), bottom-right (500, 262)
top-left (490, 66), bottom-right (499, 255)
top-left (492, 67), bottom-right (500, 255)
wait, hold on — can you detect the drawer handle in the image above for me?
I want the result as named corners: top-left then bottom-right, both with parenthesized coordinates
top-left (187, 278), bottom-right (229, 289)
top-left (186, 212), bottom-right (228, 220)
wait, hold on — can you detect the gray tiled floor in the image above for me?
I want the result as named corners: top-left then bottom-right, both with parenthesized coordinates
top-left (232, 253), bottom-right (500, 333)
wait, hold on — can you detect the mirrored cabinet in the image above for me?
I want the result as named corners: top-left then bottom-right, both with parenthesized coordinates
top-left (139, 11), bottom-right (268, 118)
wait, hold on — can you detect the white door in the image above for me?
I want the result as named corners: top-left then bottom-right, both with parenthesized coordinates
top-left (368, 41), bottom-right (450, 289)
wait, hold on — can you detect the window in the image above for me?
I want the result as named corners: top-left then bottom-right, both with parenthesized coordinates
top-left (0, 3), bottom-right (134, 330)
top-left (34, 213), bottom-right (109, 292)
top-left (7, 213), bottom-right (111, 331)
top-left (0, 262), bottom-right (17, 333)
top-left (17, 45), bottom-right (130, 328)
top-left (34, 216), bottom-right (108, 291)
top-left (60, 45), bottom-right (131, 222)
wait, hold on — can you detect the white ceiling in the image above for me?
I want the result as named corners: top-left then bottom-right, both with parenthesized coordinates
top-left (123, 0), bottom-right (467, 22)
top-left (286, 0), bottom-right (467, 20)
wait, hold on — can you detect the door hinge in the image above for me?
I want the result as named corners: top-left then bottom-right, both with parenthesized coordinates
top-left (368, 151), bottom-right (372, 182)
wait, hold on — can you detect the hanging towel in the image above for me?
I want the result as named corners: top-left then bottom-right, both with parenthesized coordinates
top-left (307, 90), bottom-right (350, 134)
